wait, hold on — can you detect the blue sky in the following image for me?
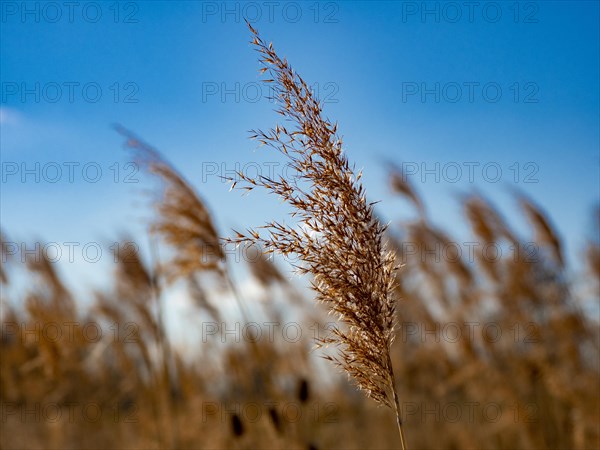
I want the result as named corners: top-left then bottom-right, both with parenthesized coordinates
top-left (1, 1), bottom-right (599, 296)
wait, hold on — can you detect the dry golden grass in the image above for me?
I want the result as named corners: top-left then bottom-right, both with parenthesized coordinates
top-left (2, 185), bottom-right (598, 449)
top-left (1, 26), bottom-right (599, 450)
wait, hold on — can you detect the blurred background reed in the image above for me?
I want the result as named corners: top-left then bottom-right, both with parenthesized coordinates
top-left (1, 151), bottom-right (598, 448)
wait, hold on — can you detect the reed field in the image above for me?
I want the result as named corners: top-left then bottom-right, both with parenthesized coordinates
top-left (1, 25), bottom-right (599, 450)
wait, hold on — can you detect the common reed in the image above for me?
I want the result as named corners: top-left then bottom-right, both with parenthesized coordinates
top-left (2, 169), bottom-right (598, 449)
top-left (114, 125), bottom-right (224, 282)
top-left (226, 23), bottom-right (407, 449)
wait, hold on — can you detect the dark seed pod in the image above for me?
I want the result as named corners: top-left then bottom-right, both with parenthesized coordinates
top-left (298, 378), bottom-right (310, 403)
top-left (268, 406), bottom-right (282, 433)
top-left (231, 413), bottom-right (244, 437)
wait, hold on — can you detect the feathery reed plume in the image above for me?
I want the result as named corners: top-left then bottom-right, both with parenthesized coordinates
top-left (187, 274), bottom-right (222, 322)
top-left (518, 194), bottom-right (564, 268)
top-left (586, 206), bottom-right (600, 281)
top-left (589, 249), bottom-right (600, 281)
top-left (114, 126), bottom-right (254, 326)
top-left (463, 196), bottom-right (517, 282)
top-left (227, 23), bottom-right (406, 448)
top-left (388, 164), bottom-right (425, 218)
top-left (114, 125), bottom-right (224, 282)
top-left (245, 243), bottom-right (286, 288)
top-left (114, 126), bottom-right (277, 431)
top-left (26, 247), bottom-right (75, 319)
top-left (113, 239), bottom-right (154, 296)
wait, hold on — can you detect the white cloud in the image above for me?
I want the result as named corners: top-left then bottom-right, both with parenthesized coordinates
top-left (0, 107), bottom-right (22, 126)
